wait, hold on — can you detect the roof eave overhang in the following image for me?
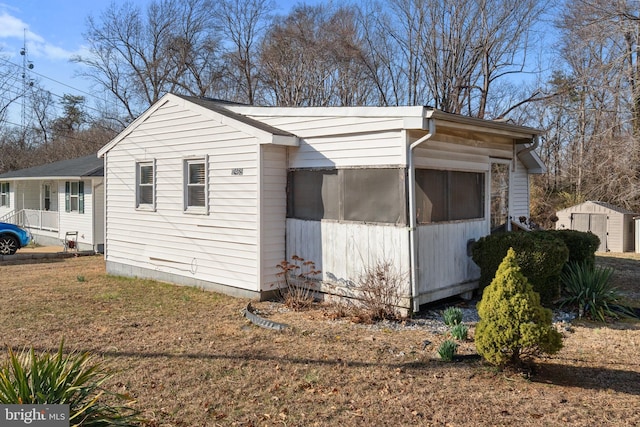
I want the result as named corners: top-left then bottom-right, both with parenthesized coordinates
top-left (263, 135), bottom-right (299, 146)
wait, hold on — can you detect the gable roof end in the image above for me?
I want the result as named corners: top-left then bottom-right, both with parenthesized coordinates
top-left (98, 93), bottom-right (298, 157)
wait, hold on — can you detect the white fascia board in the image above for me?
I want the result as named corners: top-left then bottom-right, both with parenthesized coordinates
top-left (265, 134), bottom-right (299, 146)
top-left (223, 105), bottom-right (426, 120)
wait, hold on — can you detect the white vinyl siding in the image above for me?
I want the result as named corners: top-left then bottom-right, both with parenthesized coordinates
top-left (103, 99), bottom-right (260, 291)
top-left (510, 159), bottom-right (530, 221)
top-left (228, 113), bottom-right (407, 168)
top-left (58, 180), bottom-right (95, 247)
top-left (259, 145), bottom-right (288, 290)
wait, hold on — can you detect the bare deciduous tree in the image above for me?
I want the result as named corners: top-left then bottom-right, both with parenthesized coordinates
top-left (73, 0), bottom-right (223, 123)
top-left (369, 0), bottom-right (548, 117)
top-left (259, 4), bottom-right (375, 106)
top-left (218, 0), bottom-right (274, 104)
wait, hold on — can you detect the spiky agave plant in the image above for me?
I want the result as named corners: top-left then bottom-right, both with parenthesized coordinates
top-left (0, 340), bottom-right (139, 426)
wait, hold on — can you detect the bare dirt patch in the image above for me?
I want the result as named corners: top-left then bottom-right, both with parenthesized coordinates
top-left (0, 255), bottom-right (638, 426)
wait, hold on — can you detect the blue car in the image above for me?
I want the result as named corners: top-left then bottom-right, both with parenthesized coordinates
top-left (0, 222), bottom-right (31, 255)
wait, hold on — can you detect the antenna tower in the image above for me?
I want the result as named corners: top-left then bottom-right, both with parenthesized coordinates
top-left (20, 28), bottom-right (34, 129)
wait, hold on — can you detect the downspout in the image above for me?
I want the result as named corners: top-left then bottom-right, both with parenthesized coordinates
top-left (408, 116), bottom-right (436, 313)
top-left (514, 134), bottom-right (541, 227)
top-left (516, 135), bottom-right (541, 157)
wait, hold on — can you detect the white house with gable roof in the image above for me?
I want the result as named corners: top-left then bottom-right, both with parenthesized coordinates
top-left (98, 93), bottom-right (545, 311)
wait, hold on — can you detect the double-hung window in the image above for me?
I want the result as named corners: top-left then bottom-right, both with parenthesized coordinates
top-left (65, 181), bottom-right (85, 213)
top-left (184, 158), bottom-right (207, 213)
top-left (0, 182), bottom-right (9, 207)
top-left (136, 161), bottom-right (155, 210)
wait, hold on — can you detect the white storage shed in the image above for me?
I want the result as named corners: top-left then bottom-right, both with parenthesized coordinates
top-left (555, 201), bottom-right (637, 252)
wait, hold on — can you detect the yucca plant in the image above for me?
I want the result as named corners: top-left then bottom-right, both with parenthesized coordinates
top-left (560, 261), bottom-right (633, 322)
top-left (0, 340), bottom-right (139, 426)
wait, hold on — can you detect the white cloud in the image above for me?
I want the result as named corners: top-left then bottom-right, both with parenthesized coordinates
top-left (29, 42), bottom-right (75, 61)
top-left (0, 9), bottom-right (74, 60)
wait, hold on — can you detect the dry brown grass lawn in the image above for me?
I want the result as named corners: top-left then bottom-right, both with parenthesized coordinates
top-left (0, 254), bottom-right (638, 426)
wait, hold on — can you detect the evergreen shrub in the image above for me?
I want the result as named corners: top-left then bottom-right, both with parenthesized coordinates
top-left (475, 248), bottom-right (563, 367)
top-left (547, 229), bottom-right (600, 268)
top-left (471, 231), bottom-right (568, 305)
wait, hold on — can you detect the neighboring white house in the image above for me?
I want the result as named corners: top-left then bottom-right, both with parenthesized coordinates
top-left (555, 201), bottom-right (637, 252)
top-left (0, 154), bottom-right (105, 252)
top-left (98, 93), bottom-right (545, 311)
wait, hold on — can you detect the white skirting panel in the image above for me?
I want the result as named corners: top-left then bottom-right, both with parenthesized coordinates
top-left (286, 218), bottom-right (488, 309)
top-left (286, 218), bottom-right (410, 291)
top-left (415, 219), bottom-right (487, 305)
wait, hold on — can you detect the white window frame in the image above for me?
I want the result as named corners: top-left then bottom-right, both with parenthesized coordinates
top-left (69, 182), bottom-right (80, 212)
top-left (184, 157), bottom-right (208, 214)
top-left (136, 160), bottom-right (156, 211)
top-left (0, 182), bottom-right (9, 207)
top-left (43, 183), bottom-right (51, 211)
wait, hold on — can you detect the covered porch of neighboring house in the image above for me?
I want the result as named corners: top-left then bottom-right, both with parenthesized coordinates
top-left (0, 179), bottom-right (78, 249)
top-left (0, 154), bottom-right (105, 252)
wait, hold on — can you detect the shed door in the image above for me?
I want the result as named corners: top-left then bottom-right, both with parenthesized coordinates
top-left (572, 213), bottom-right (607, 251)
top-left (590, 214), bottom-right (607, 251)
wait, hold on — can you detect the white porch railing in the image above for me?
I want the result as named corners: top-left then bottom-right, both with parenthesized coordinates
top-left (1, 209), bottom-right (59, 232)
top-left (23, 209), bottom-right (59, 232)
top-left (0, 210), bottom-right (15, 223)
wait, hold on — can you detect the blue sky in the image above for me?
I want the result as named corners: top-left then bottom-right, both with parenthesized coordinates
top-left (0, 0), bottom-right (308, 122)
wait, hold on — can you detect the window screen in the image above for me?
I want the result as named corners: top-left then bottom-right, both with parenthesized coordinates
top-left (416, 169), bottom-right (484, 223)
top-left (287, 169), bottom-right (339, 220)
top-left (287, 168), bottom-right (406, 224)
top-left (137, 162), bottom-right (154, 208)
top-left (187, 161), bottom-right (206, 207)
top-left (343, 169), bottom-right (406, 223)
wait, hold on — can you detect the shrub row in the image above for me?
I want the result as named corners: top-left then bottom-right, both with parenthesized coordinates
top-left (471, 229), bottom-right (599, 305)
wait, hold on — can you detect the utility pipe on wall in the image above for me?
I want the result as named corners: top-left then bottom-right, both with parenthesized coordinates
top-left (407, 115), bottom-right (436, 312)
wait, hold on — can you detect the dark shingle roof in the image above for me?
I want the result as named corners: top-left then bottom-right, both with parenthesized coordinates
top-left (174, 94), bottom-right (295, 137)
top-left (0, 154), bottom-right (103, 179)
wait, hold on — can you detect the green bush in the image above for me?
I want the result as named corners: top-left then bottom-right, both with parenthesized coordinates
top-left (471, 231), bottom-right (568, 305)
top-left (547, 229), bottom-right (600, 268)
top-left (559, 261), bottom-right (633, 322)
top-left (475, 248), bottom-right (563, 367)
top-left (0, 341), bottom-right (139, 426)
